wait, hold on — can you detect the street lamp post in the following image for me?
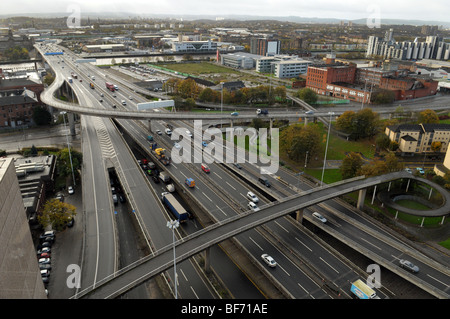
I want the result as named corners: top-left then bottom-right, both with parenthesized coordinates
top-left (61, 111), bottom-right (76, 187)
top-left (220, 82), bottom-right (223, 129)
top-left (321, 112), bottom-right (334, 186)
top-left (167, 219), bottom-right (180, 299)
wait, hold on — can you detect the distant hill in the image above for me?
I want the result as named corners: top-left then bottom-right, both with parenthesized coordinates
top-left (1, 12), bottom-right (449, 27)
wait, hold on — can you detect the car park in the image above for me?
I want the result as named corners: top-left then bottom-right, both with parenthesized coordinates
top-left (248, 202), bottom-right (260, 212)
top-left (312, 212), bottom-right (327, 223)
top-left (247, 191), bottom-right (259, 203)
top-left (261, 254), bottom-right (277, 267)
top-left (399, 259), bottom-right (419, 273)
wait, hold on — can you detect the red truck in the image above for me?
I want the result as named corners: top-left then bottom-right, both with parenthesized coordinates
top-left (106, 82), bottom-right (115, 92)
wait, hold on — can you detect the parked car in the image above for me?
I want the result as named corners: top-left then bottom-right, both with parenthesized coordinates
top-left (67, 217), bottom-right (74, 228)
top-left (39, 231), bottom-right (55, 240)
top-left (399, 259), bottom-right (419, 273)
top-left (112, 194), bottom-right (118, 205)
top-left (39, 252), bottom-right (51, 259)
top-left (38, 258), bottom-right (51, 264)
top-left (405, 168), bottom-right (412, 174)
top-left (37, 247), bottom-right (51, 255)
top-left (40, 269), bottom-right (50, 277)
top-left (416, 167), bottom-right (425, 174)
top-left (312, 212), bottom-right (327, 223)
top-left (261, 254), bottom-right (277, 267)
top-left (39, 263), bottom-right (52, 271)
top-left (68, 186), bottom-right (74, 194)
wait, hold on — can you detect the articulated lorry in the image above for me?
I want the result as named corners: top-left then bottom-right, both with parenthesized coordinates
top-left (161, 192), bottom-right (189, 222)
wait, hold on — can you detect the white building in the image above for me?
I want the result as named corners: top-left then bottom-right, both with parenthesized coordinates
top-left (172, 40), bottom-right (217, 53)
top-left (221, 52), bottom-right (261, 69)
top-left (256, 55), bottom-right (312, 78)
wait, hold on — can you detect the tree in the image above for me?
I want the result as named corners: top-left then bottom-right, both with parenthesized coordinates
top-left (57, 148), bottom-right (82, 180)
top-left (281, 124), bottom-right (321, 162)
top-left (358, 152), bottom-right (403, 177)
top-left (335, 108), bottom-right (381, 140)
top-left (375, 134), bottom-right (391, 151)
top-left (340, 152), bottom-right (364, 179)
top-left (32, 106), bottom-right (52, 126)
top-left (295, 88), bottom-right (318, 104)
top-left (38, 199), bottom-right (76, 231)
top-left (431, 141), bottom-right (442, 152)
top-left (418, 109), bottom-right (439, 124)
top-left (3, 46), bottom-right (29, 61)
top-left (198, 87), bottom-right (214, 102)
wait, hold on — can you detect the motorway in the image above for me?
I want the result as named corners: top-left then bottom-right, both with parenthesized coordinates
top-left (37, 43), bottom-right (450, 300)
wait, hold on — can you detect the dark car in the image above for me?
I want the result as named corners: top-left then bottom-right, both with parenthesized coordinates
top-left (40, 236), bottom-right (54, 244)
top-left (233, 163), bottom-right (242, 169)
top-left (38, 241), bottom-right (52, 249)
top-left (119, 194), bottom-right (126, 203)
top-left (152, 175), bottom-right (160, 183)
top-left (67, 217), bottom-right (74, 228)
top-left (39, 263), bottom-right (52, 271)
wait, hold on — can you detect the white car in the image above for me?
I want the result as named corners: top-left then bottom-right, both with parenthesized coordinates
top-left (248, 202), bottom-right (260, 212)
top-left (174, 142), bottom-right (181, 149)
top-left (38, 258), bottom-right (51, 264)
top-left (68, 186), bottom-right (74, 195)
top-left (185, 130), bottom-right (193, 138)
top-left (312, 212), bottom-right (327, 223)
top-left (247, 191), bottom-right (259, 203)
top-left (156, 130), bottom-right (162, 135)
top-left (261, 254), bottom-right (277, 267)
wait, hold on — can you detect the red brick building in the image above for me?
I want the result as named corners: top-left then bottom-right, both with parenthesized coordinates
top-left (379, 76), bottom-right (438, 100)
top-left (306, 55), bottom-right (370, 103)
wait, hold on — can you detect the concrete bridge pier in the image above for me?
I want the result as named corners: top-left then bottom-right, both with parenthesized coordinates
top-left (295, 209), bottom-right (304, 223)
top-left (230, 119), bottom-right (233, 128)
top-left (203, 247), bottom-right (211, 272)
top-left (357, 188), bottom-right (367, 210)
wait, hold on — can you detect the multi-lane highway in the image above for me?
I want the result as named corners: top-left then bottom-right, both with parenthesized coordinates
top-left (37, 43), bottom-right (450, 300)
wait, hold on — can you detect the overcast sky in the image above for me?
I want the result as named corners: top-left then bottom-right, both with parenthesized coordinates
top-left (2, 0), bottom-right (449, 23)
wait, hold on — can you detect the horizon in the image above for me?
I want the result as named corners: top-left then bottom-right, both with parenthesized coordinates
top-left (1, 0), bottom-right (449, 24)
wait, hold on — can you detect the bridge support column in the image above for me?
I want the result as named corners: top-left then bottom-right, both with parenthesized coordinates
top-left (230, 119), bottom-right (233, 128)
top-left (371, 185), bottom-right (377, 205)
top-left (295, 209), bottom-right (304, 223)
top-left (406, 179), bottom-right (411, 192)
top-left (68, 112), bottom-right (76, 136)
top-left (204, 247), bottom-right (211, 273)
top-left (304, 117), bottom-right (308, 126)
top-left (148, 120), bottom-right (153, 133)
top-left (357, 189), bottom-right (366, 210)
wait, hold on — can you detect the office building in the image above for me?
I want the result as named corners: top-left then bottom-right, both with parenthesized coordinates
top-left (0, 157), bottom-right (47, 298)
top-left (220, 52), bottom-right (261, 69)
top-left (255, 55), bottom-right (312, 78)
top-left (250, 38), bottom-right (280, 56)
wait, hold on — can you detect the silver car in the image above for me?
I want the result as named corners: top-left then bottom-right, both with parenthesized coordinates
top-left (399, 259), bottom-right (419, 273)
top-left (261, 254), bottom-right (277, 268)
top-left (312, 212), bottom-right (327, 223)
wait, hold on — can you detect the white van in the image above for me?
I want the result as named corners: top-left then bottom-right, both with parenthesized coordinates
top-left (247, 191), bottom-right (259, 203)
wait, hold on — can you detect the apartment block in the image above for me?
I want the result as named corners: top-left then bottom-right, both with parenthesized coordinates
top-left (385, 123), bottom-right (450, 155)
